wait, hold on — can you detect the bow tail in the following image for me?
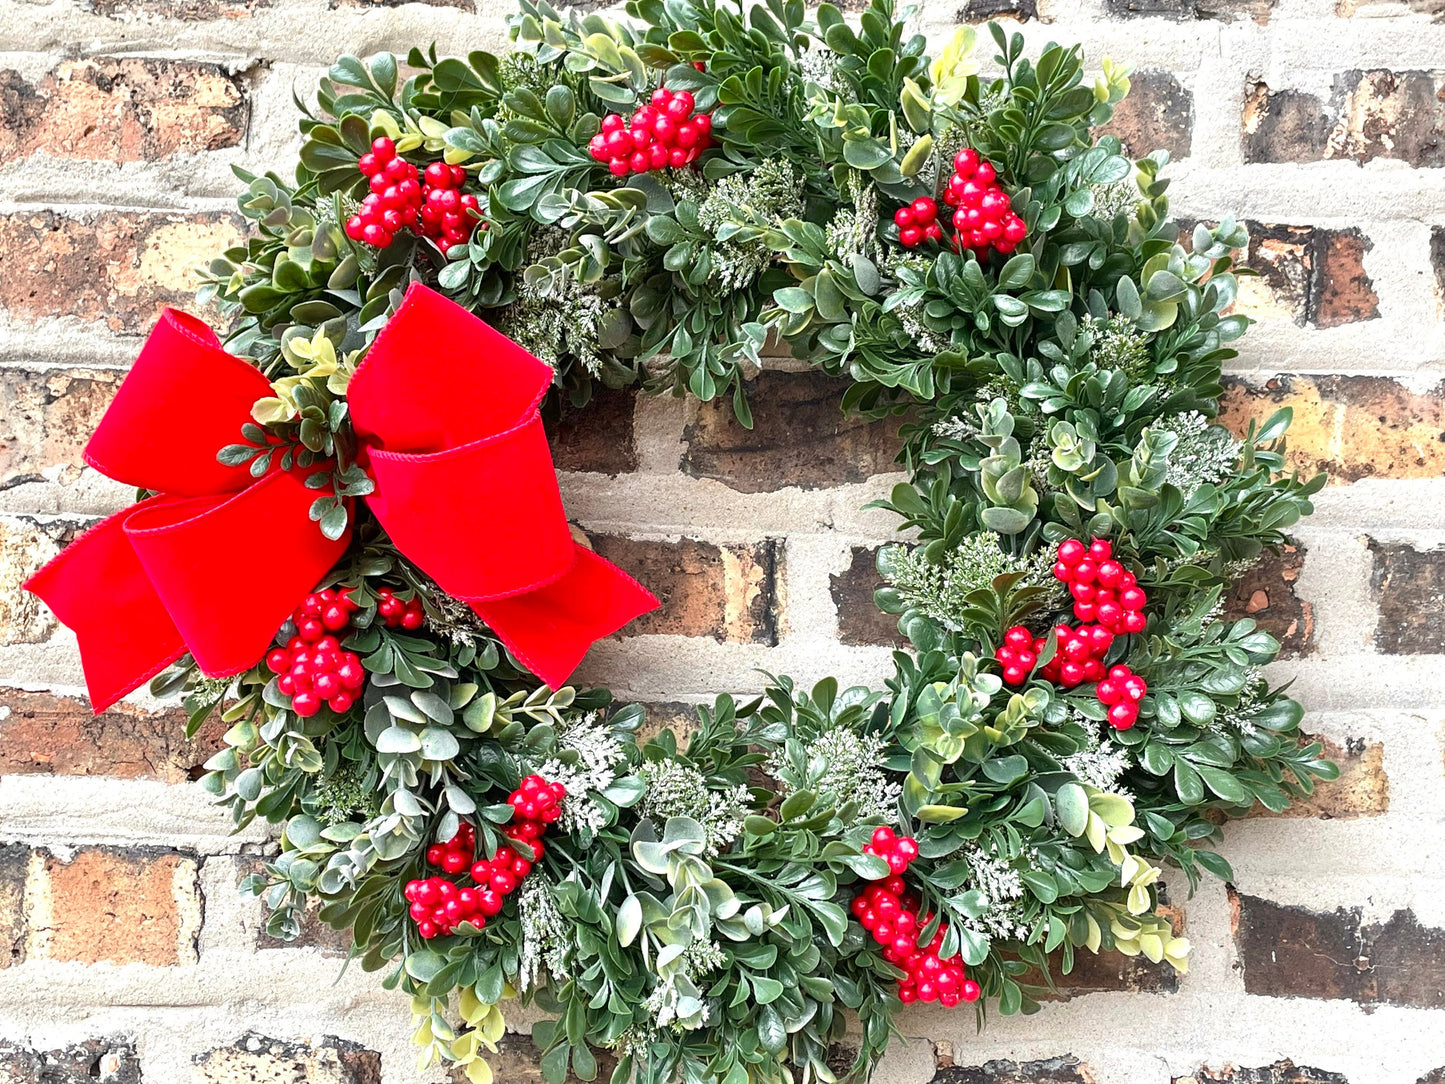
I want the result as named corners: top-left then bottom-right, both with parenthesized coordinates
top-left (25, 471), bottom-right (349, 712)
top-left (24, 504), bottom-right (189, 712)
top-left (362, 427), bottom-right (658, 691)
top-left (473, 545), bottom-right (659, 690)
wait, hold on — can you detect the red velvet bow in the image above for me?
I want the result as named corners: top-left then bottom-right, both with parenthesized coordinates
top-left (25, 283), bottom-right (658, 712)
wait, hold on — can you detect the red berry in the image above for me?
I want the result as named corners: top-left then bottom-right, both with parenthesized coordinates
top-left (954, 148), bottom-right (979, 176)
top-left (292, 691), bottom-right (320, 717)
top-left (899, 225), bottom-right (923, 247)
top-left (371, 137), bottom-right (396, 162)
top-left (974, 161), bottom-right (996, 185)
top-left (1108, 702), bottom-right (1138, 730)
top-left (1058, 540), bottom-right (1086, 566)
top-left (910, 198), bottom-right (937, 224)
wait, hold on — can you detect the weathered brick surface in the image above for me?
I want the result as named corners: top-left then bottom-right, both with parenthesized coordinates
top-left (449, 1035), bottom-right (615, 1084)
top-left (1103, 0), bottom-right (1273, 18)
top-left (1099, 70), bottom-right (1194, 159)
top-left (681, 371), bottom-right (903, 492)
top-left (0, 515), bottom-right (77, 645)
top-left (591, 536), bottom-right (780, 644)
top-left (0, 689), bottom-right (222, 781)
top-left (244, 858), bottom-right (354, 955)
top-left (1432, 227), bottom-right (1445, 312)
top-left (0, 211), bottom-right (243, 333)
top-left (931, 1056), bottom-right (1092, 1084)
top-left (26, 847), bottom-right (202, 966)
top-left (1222, 543), bottom-right (1312, 657)
top-left (1243, 71), bottom-right (1445, 166)
top-left (1250, 733), bottom-right (1388, 818)
top-left (0, 59), bottom-right (248, 163)
top-left (1338, 0), bottom-right (1444, 13)
top-left (0, 366), bottom-right (123, 488)
top-left (1229, 224), bottom-right (1378, 328)
top-left (1218, 375), bottom-right (1444, 483)
top-left (548, 385), bottom-right (638, 475)
top-left (88, 0), bottom-right (269, 16)
top-left (955, 0), bottom-right (1036, 20)
top-left (0, 843), bottom-right (26, 969)
top-left (1233, 890), bottom-right (1445, 1009)
top-left (1177, 1062), bottom-right (1348, 1084)
top-left (193, 1034), bottom-right (380, 1083)
top-left (1369, 540), bottom-right (1445, 654)
top-left (0, 1037), bottom-right (142, 1084)
top-left (832, 545), bottom-right (908, 648)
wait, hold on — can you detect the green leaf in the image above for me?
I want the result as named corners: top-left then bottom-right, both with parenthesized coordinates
top-left (376, 726), bottom-right (421, 754)
top-left (750, 975), bottom-right (785, 1004)
top-left (1055, 782), bottom-right (1089, 836)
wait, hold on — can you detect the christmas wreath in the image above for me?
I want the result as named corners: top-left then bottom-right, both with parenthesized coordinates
top-left (26, 3), bottom-right (1337, 1083)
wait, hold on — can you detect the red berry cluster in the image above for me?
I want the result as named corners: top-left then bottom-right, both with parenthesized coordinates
top-left (850, 829), bottom-right (981, 1007)
top-left (345, 137), bottom-right (481, 253)
top-left (862, 823), bottom-right (920, 873)
top-left (1036, 622), bottom-right (1115, 688)
top-left (405, 824), bottom-right (494, 940)
top-left (587, 89), bottom-right (713, 178)
top-left (992, 539), bottom-right (1151, 729)
top-left (346, 138), bottom-right (422, 249)
top-left (403, 777), bottom-right (566, 940)
top-left (894, 197), bottom-right (944, 249)
top-left (1096, 663), bottom-right (1148, 730)
top-left (418, 161), bottom-right (483, 255)
top-left (265, 589), bottom-right (365, 717)
top-left (942, 149), bottom-right (1027, 256)
top-left (1053, 538), bottom-right (1148, 635)
top-left (374, 586), bottom-right (424, 630)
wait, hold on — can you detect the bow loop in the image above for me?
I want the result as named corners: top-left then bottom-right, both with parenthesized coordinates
top-left (26, 284), bottom-right (657, 711)
top-left (85, 308), bottom-right (274, 497)
top-left (346, 284), bottom-right (658, 685)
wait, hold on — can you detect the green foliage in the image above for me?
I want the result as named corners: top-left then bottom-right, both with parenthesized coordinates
top-left (173, 1), bottom-right (1333, 1080)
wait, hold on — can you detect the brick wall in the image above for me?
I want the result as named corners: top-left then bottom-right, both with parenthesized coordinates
top-left (0, 0), bottom-right (1442, 1080)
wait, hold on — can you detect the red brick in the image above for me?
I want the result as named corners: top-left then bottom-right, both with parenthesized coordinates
top-left (28, 847), bottom-right (202, 966)
top-left (193, 1035), bottom-right (380, 1083)
top-left (0, 210), bottom-right (243, 333)
top-left (1229, 224), bottom-right (1378, 328)
top-left (0, 59), bottom-right (248, 163)
top-left (547, 385), bottom-right (637, 475)
top-left (590, 536), bottom-right (780, 644)
top-left (0, 366), bottom-right (122, 488)
top-left (0, 689), bottom-right (222, 782)
top-left (681, 371), bottom-right (903, 493)
top-left (1100, 70), bottom-right (1194, 159)
top-left (831, 546), bottom-right (907, 648)
top-left (1243, 72), bottom-right (1445, 167)
top-left (1222, 543), bottom-right (1312, 657)
top-left (1218, 375), bottom-right (1444, 483)
top-left (1232, 889), bottom-right (1445, 1008)
top-left (0, 1038), bottom-right (141, 1084)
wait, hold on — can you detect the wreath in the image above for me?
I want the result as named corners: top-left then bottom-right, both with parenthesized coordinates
top-left (25, 3), bottom-right (1337, 1083)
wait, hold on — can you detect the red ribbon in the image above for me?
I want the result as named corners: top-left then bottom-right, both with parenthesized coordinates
top-left (25, 283), bottom-right (658, 711)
